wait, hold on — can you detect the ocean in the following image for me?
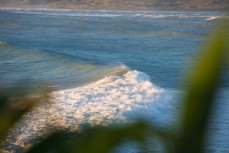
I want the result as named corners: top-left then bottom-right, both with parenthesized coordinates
top-left (0, 8), bottom-right (228, 152)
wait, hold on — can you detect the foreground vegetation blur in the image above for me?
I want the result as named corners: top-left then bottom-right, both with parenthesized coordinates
top-left (0, 21), bottom-right (228, 153)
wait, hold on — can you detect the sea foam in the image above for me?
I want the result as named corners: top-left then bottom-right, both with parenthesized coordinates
top-left (51, 70), bottom-right (164, 126)
top-left (1, 71), bottom-right (173, 152)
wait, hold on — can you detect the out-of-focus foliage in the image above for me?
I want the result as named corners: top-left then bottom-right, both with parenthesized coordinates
top-left (0, 87), bottom-right (50, 139)
top-left (0, 41), bottom-right (7, 46)
top-left (0, 21), bottom-right (228, 153)
top-left (176, 21), bottom-right (229, 153)
top-left (27, 123), bottom-right (148, 153)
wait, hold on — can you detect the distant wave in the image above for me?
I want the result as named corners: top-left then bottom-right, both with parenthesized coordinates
top-left (13, 11), bottom-right (122, 17)
top-left (205, 16), bottom-right (219, 20)
top-left (0, 7), bottom-right (225, 19)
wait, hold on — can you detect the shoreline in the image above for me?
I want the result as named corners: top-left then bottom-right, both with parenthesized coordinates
top-left (0, 6), bottom-right (227, 13)
top-left (0, 5), bottom-right (227, 13)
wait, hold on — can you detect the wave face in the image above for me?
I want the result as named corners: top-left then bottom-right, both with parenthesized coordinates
top-left (0, 45), bottom-right (128, 89)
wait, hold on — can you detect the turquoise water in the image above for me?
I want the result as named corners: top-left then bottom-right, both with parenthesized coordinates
top-left (0, 8), bottom-right (228, 152)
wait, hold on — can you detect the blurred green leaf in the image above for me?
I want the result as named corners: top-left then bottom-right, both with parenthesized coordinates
top-left (0, 88), bottom-right (30, 139)
top-left (0, 87), bottom-right (51, 140)
top-left (27, 122), bottom-right (171, 153)
top-left (71, 122), bottom-right (149, 153)
top-left (26, 132), bottom-right (71, 153)
top-left (177, 21), bottom-right (229, 153)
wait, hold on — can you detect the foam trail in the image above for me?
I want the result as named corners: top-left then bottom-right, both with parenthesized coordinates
top-left (1, 71), bottom-right (173, 153)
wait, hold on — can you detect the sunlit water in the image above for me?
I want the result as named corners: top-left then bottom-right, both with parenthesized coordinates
top-left (0, 8), bottom-right (228, 152)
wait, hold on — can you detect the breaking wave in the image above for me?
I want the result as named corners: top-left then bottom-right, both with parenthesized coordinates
top-left (1, 70), bottom-right (175, 153)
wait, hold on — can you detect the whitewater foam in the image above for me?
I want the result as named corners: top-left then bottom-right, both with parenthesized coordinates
top-left (51, 70), bottom-right (164, 126)
top-left (2, 70), bottom-right (172, 152)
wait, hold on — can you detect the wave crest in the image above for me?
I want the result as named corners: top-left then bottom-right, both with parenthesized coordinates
top-left (52, 70), bottom-right (163, 126)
